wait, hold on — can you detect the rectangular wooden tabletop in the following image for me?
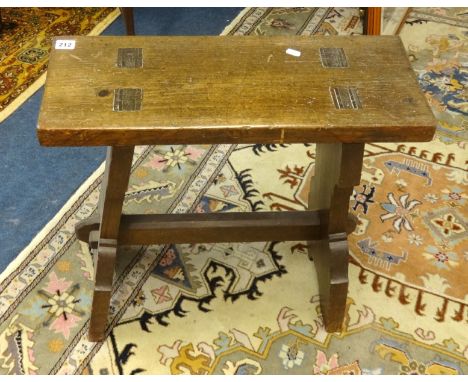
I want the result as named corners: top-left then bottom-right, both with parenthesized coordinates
top-left (37, 35), bottom-right (436, 146)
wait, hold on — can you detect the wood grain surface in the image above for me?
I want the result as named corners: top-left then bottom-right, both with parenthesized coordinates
top-left (363, 7), bottom-right (382, 35)
top-left (76, 210), bottom-right (325, 245)
top-left (38, 35), bottom-right (436, 146)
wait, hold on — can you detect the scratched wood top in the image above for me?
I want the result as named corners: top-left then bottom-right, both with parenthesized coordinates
top-left (37, 35), bottom-right (436, 146)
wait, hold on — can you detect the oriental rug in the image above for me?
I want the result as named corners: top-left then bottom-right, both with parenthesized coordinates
top-left (0, 7), bottom-right (466, 375)
top-left (0, 7), bottom-right (119, 123)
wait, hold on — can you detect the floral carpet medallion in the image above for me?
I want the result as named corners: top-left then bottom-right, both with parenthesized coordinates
top-left (0, 7), bottom-right (467, 375)
top-left (0, 7), bottom-right (119, 122)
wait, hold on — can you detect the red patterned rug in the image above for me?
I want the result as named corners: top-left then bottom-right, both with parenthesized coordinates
top-left (0, 7), bottom-right (119, 123)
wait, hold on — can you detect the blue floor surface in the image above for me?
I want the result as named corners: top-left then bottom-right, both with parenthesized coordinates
top-left (0, 8), bottom-right (243, 272)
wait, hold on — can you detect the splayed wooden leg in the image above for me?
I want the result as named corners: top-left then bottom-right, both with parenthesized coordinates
top-left (308, 143), bottom-right (364, 332)
top-left (87, 146), bottom-right (134, 342)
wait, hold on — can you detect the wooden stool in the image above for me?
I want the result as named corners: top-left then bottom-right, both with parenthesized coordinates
top-left (37, 36), bottom-right (436, 342)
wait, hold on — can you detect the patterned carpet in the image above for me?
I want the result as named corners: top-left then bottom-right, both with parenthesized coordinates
top-left (0, 7), bottom-right (119, 123)
top-left (0, 7), bottom-right (466, 375)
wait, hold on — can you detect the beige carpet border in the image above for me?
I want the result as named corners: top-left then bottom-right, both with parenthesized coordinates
top-left (0, 161), bottom-right (105, 284)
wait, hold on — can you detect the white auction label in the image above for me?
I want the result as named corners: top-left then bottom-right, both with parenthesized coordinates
top-left (55, 40), bottom-right (76, 50)
top-left (285, 48), bottom-right (301, 57)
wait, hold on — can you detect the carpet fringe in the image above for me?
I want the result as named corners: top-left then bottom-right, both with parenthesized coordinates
top-left (220, 7), bottom-right (251, 35)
